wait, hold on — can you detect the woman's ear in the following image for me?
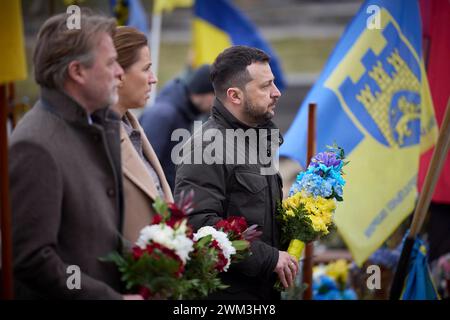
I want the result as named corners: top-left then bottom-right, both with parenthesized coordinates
top-left (226, 87), bottom-right (242, 105)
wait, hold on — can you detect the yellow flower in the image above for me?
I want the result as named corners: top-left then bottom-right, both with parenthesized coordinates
top-left (320, 210), bottom-right (333, 225)
top-left (285, 209), bottom-right (295, 218)
top-left (313, 197), bottom-right (335, 214)
top-left (282, 197), bottom-right (294, 210)
top-left (325, 259), bottom-right (349, 284)
top-left (282, 193), bottom-right (335, 230)
top-left (302, 199), bottom-right (316, 214)
top-left (308, 214), bottom-right (328, 233)
top-left (283, 193), bottom-right (302, 209)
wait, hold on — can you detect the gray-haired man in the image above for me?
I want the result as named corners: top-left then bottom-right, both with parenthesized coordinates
top-left (8, 11), bottom-right (137, 299)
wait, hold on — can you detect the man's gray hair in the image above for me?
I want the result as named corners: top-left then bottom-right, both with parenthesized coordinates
top-left (33, 9), bottom-right (116, 90)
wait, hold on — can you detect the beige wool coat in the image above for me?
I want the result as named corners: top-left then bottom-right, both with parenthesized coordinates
top-left (120, 111), bottom-right (173, 243)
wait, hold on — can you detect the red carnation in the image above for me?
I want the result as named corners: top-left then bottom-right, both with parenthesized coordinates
top-left (139, 286), bottom-right (152, 299)
top-left (210, 240), bottom-right (228, 272)
top-left (150, 243), bottom-right (184, 277)
top-left (132, 246), bottom-right (144, 260)
top-left (215, 219), bottom-right (233, 233)
top-left (215, 252), bottom-right (228, 272)
top-left (215, 216), bottom-right (249, 239)
top-left (152, 214), bottom-right (162, 225)
top-left (145, 244), bottom-right (155, 256)
top-left (186, 225), bottom-right (194, 239)
top-left (168, 203), bottom-right (185, 220)
top-left (166, 217), bottom-right (177, 228)
top-left (231, 216), bottom-right (248, 234)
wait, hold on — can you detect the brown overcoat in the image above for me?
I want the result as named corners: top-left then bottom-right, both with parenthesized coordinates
top-left (9, 88), bottom-right (124, 299)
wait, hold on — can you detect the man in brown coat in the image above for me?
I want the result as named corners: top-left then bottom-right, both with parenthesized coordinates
top-left (8, 12), bottom-right (133, 299)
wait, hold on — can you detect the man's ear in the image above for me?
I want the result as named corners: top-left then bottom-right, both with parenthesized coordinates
top-left (67, 60), bottom-right (86, 85)
top-left (226, 87), bottom-right (242, 105)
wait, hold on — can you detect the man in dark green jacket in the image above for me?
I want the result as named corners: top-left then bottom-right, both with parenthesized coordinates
top-left (174, 46), bottom-right (298, 300)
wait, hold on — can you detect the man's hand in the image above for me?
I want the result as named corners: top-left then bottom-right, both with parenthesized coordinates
top-left (274, 251), bottom-right (299, 288)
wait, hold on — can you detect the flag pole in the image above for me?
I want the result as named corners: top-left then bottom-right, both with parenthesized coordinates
top-left (302, 102), bottom-right (317, 300)
top-left (148, 11), bottom-right (162, 107)
top-left (1, 84), bottom-right (14, 299)
top-left (390, 98), bottom-right (450, 300)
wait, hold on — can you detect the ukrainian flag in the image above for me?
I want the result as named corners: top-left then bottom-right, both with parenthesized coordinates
top-left (401, 237), bottom-right (439, 300)
top-left (279, 0), bottom-right (437, 265)
top-left (192, 0), bottom-right (286, 90)
top-left (153, 0), bottom-right (193, 14)
top-left (111, 0), bottom-right (148, 33)
top-left (0, 0), bottom-right (27, 84)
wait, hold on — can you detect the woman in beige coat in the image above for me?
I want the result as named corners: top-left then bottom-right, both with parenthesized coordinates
top-left (112, 26), bottom-right (173, 243)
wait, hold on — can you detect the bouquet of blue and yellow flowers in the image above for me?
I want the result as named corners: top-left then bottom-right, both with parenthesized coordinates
top-left (277, 145), bottom-right (348, 264)
top-left (313, 259), bottom-right (357, 300)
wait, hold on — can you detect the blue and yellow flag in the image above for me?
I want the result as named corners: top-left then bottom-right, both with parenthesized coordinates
top-left (0, 0), bottom-right (27, 84)
top-left (153, 0), bottom-right (193, 14)
top-left (111, 0), bottom-right (148, 33)
top-left (279, 0), bottom-right (437, 265)
top-left (192, 0), bottom-right (286, 90)
top-left (401, 237), bottom-right (439, 300)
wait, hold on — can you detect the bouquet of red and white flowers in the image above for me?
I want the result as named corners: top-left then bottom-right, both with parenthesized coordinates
top-left (105, 191), bottom-right (261, 299)
top-left (195, 216), bottom-right (262, 272)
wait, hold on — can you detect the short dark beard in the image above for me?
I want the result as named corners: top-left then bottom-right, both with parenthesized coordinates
top-left (243, 100), bottom-right (273, 126)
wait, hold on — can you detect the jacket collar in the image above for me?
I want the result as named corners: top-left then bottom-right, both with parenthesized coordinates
top-left (120, 111), bottom-right (174, 203)
top-left (211, 98), bottom-right (284, 145)
top-left (40, 87), bottom-right (117, 125)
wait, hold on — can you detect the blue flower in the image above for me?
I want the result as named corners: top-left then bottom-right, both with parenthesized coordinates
top-left (314, 290), bottom-right (343, 300)
top-left (333, 183), bottom-right (343, 198)
top-left (341, 288), bottom-right (358, 300)
top-left (307, 160), bottom-right (345, 186)
top-left (310, 151), bottom-right (341, 168)
top-left (369, 246), bottom-right (401, 269)
top-left (289, 173), bottom-right (333, 198)
top-left (290, 167), bottom-right (345, 199)
top-left (328, 165), bottom-right (345, 186)
top-left (313, 275), bottom-right (358, 300)
top-left (289, 147), bottom-right (347, 200)
top-left (313, 275), bottom-right (338, 292)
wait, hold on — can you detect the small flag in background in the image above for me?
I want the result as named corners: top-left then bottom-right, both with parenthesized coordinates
top-left (401, 237), bottom-right (439, 300)
top-left (110, 0), bottom-right (148, 33)
top-left (0, 0), bottom-right (27, 84)
top-left (153, 0), bottom-right (193, 14)
top-left (417, 0), bottom-right (450, 203)
top-left (192, 0), bottom-right (286, 91)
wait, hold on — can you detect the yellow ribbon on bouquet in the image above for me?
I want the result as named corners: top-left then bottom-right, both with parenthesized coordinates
top-left (287, 239), bottom-right (305, 261)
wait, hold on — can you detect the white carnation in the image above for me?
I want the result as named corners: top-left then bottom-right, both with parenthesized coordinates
top-left (172, 233), bottom-right (194, 264)
top-left (194, 226), bottom-right (236, 271)
top-left (135, 224), bottom-right (194, 264)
